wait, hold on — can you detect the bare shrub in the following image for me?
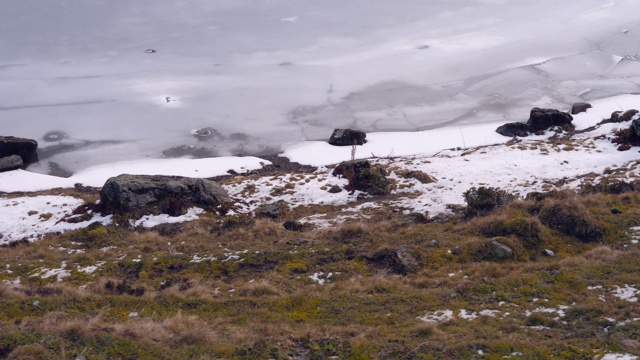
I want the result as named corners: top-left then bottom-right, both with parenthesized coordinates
top-left (464, 186), bottom-right (516, 217)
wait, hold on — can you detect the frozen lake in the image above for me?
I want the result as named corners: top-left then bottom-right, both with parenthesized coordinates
top-left (1, 0), bottom-right (640, 174)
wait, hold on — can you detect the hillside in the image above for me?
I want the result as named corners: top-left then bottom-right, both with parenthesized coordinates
top-left (1, 96), bottom-right (640, 359)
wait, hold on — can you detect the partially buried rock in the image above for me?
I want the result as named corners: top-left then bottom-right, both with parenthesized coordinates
top-left (570, 102), bottom-right (592, 115)
top-left (42, 130), bottom-right (69, 142)
top-left (366, 246), bottom-right (419, 275)
top-left (328, 129), bottom-right (367, 146)
top-left (256, 200), bottom-right (289, 220)
top-left (0, 155), bottom-right (23, 172)
top-left (496, 122), bottom-right (530, 137)
top-left (0, 136), bottom-right (38, 165)
top-left (486, 239), bottom-right (513, 260)
top-left (100, 174), bottom-right (230, 217)
top-left (526, 108), bottom-right (573, 132)
top-left (612, 109), bottom-right (640, 124)
top-left (191, 127), bottom-right (223, 141)
top-left (162, 145), bottom-right (216, 159)
top-left (332, 160), bottom-right (391, 196)
top-left (629, 119), bottom-right (640, 139)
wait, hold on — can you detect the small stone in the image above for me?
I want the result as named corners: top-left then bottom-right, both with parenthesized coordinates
top-left (543, 249), bottom-right (555, 257)
top-left (611, 208), bottom-right (622, 214)
top-left (429, 239), bottom-right (439, 247)
top-left (327, 184), bottom-right (342, 193)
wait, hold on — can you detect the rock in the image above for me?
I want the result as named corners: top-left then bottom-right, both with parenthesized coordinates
top-left (289, 238), bottom-right (319, 246)
top-left (152, 223), bottom-right (185, 237)
top-left (611, 208), bottom-right (622, 214)
top-left (327, 184), bottom-right (342, 193)
top-left (283, 220), bottom-right (305, 232)
top-left (395, 246), bottom-right (419, 274)
top-left (162, 145), bottom-right (216, 159)
top-left (631, 118), bottom-right (640, 138)
top-left (611, 109), bottom-right (639, 123)
top-left (100, 174), bottom-right (230, 217)
top-left (0, 155), bottom-right (23, 172)
top-left (328, 129), bottom-right (367, 146)
top-left (543, 249), bottom-right (555, 257)
top-left (366, 246), bottom-right (419, 275)
top-left (526, 108), bottom-right (573, 132)
top-left (332, 160), bottom-right (391, 196)
top-left (191, 127), bottom-right (223, 141)
top-left (570, 102), bottom-right (592, 115)
top-left (488, 239), bottom-right (513, 259)
top-left (42, 130), bottom-right (69, 142)
top-left (0, 136), bottom-right (38, 165)
top-left (256, 200), bottom-right (289, 220)
top-left (496, 122), bottom-right (530, 137)
top-left (429, 239), bottom-right (439, 247)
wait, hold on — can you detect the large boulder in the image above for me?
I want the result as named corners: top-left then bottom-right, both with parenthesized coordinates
top-left (526, 108), bottom-right (573, 132)
top-left (496, 122), bottom-right (530, 137)
top-left (328, 129), bottom-right (367, 146)
top-left (0, 136), bottom-right (38, 165)
top-left (0, 155), bottom-right (23, 172)
top-left (100, 174), bottom-right (230, 217)
top-left (332, 160), bottom-right (391, 196)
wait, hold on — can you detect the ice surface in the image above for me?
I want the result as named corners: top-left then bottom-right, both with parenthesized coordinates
top-left (1, 1), bottom-right (640, 173)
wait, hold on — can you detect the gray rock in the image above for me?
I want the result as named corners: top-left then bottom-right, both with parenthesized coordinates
top-left (395, 246), bottom-right (419, 274)
top-left (100, 174), bottom-right (230, 217)
top-left (611, 109), bottom-right (639, 123)
top-left (162, 145), bottom-right (216, 159)
top-left (631, 118), bottom-right (640, 138)
top-left (526, 108), bottom-right (573, 132)
top-left (543, 249), bottom-right (555, 257)
top-left (570, 102), bottom-right (592, 115)
top-left (366, 246), bottom-right (419, 275)
top-left (429, 239), bottom-right (439, 247)
top-left (256, 200), bottom-right (289, 219)
top-left (496, 122), bottom-right (530, 137)
top-left (328, 128), bottom-right (367, 146)
top-left (0, 136), bottom-right (38, 165)
top-left (488, 239), bottom-right (513, 259)
top-left (0, 155), bottom-right (23, 172)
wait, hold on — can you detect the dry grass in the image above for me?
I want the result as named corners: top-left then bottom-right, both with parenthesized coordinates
top-left (2, 187), bottom-right (640, 358)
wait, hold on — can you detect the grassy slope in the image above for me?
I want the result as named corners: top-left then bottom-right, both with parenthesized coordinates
top-left (1, 182), bottom-right (640, 359)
